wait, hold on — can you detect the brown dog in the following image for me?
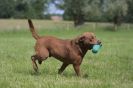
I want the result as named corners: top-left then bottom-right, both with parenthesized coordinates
top-left (28, 19), bottom-right (101, 76)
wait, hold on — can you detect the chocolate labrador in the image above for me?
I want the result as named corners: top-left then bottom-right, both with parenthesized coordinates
top-left (28, 19), bottom-right (101, 76)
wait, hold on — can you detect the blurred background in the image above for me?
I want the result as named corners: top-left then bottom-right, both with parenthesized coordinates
top-left (0, 1), bottom-right (133, 88)
top-left (0, 0), bottom-right (133, 30)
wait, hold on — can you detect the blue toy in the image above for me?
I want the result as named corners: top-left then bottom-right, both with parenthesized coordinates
top-left (92, 44), bottom-right (102, 53)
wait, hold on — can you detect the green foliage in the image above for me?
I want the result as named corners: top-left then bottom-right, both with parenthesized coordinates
top-left (0, 0), bottom-right (133, 24)
top-left (63, 0), bottom-right (84, 19)
top-left (83, 0), bottom-right (103, 21)
top-left (0, 0), bottom-right (15, 18)
top-left (0, 0), bottom-right (46, 19)
top-left (104, 0), bottom-right (128, 23)
top-left (31, 0), bottom-right (46, 19)
top-left (126, 0), bottom-right (133, 22)
top-left (105, 0), bottom-right (127, 17)
top-left (63, 0), bottom-right (132, 24)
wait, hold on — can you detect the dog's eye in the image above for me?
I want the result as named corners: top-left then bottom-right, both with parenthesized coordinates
top-left (92, 36), bottom-right (96, 39)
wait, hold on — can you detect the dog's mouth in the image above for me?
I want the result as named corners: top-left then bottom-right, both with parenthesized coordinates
top-left (89, 41), bottom-right (102, 50)
top-left (88, 44), bottom-right (94, 50)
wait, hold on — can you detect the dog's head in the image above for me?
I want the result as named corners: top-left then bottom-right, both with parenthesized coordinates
top-left (76, 32), bottom-right (101, 50)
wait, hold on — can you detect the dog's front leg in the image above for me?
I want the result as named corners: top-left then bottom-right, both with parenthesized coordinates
top-left (58, 63), bottom-right (69, 74)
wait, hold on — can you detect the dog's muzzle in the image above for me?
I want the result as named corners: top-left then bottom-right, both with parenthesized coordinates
top-left (97, 40), bottom-right (101, 45)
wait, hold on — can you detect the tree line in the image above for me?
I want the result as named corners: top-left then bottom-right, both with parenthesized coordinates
top-left (63, 0), bottom-right (133, 27)
top-left (0, 0), bottom-right (46, 19)
top-left (0, 0), bottom-right (133, 26)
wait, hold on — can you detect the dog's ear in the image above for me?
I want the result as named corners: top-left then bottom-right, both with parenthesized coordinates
top-left (75, 36), bottom-right (85, 44)
top-left (79, 36), bottom-right (85, 42)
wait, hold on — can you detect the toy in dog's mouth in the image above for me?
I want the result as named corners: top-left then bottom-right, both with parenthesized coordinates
top-left (92, 44), bottom-right (102, 53)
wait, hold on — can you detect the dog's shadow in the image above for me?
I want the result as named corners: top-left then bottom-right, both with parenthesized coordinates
top-left (15, 68), bottom-right (89, 79)
top-left (14, 68), bottom-right (41, 76)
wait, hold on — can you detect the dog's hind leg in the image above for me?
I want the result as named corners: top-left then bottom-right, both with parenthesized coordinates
top-left (73, 64), bottom-right (80, 76)
top-left (31, 55), bottom-right (39, 72)
top-left (31, 53), bottom-right (48, 72)
top-left (32, 45), bottom-right (49, 72)
top-left (37, 48), bottom-right (49, 65)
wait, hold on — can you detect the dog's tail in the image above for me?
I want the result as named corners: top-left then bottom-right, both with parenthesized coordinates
top-left (28, 19), bottom-right (40, 40)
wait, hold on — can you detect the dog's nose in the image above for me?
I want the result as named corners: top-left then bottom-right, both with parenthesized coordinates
top-left (97, 40), bottom-right (101, 44)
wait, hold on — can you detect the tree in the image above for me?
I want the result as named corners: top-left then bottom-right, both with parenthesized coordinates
top-left (31, 0), bottom-right (46, 19)
top-left (14, 0), bottom-right (46, 19)
top-left (0, 0), bottom-right (15, 18)
top-left (83, 0), bottom-right (103, 22)
top-left (13, 0), bottom-right (31, 18)
top-left (64, 0), bottom-right (85, 27)
top-left (0, 0), bottom-right (47, 19)
top-left (63, 0), bottom-right (103, 26)
top-left (126, 0), bottom-right (133, 22)
top-left (103, 0), bottom-right (128, 30)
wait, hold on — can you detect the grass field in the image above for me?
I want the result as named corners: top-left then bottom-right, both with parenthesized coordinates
top-left (0, 20), bottom-right (133, 88)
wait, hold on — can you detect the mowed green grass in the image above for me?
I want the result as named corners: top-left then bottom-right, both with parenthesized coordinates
top-left (0, 21), bottom-right (133, 88)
